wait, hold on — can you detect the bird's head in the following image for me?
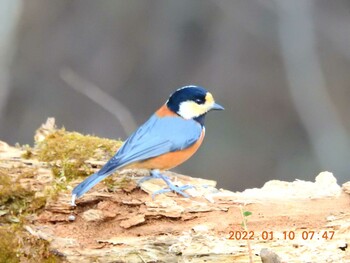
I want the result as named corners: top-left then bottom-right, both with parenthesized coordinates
top-left (166, 85), bottom-right (224, 120)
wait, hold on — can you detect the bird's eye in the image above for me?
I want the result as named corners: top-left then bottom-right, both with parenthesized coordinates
top-left (195, 98), bottom-right (204, 104)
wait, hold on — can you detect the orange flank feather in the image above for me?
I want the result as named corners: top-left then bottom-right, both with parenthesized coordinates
top-left (155, 104), bottom-right (179, 117)
top-left (128, 128), bottom-right (205, 171)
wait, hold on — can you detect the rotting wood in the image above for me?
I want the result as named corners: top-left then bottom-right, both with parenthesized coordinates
top-left (1, 124), bottom-right (350, 262)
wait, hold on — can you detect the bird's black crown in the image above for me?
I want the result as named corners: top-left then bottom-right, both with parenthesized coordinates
top-left (167, 85), bottom-right (207, 113)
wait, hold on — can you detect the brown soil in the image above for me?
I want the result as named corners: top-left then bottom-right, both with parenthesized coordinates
top-left (45, 190), bottom-right (350, 247)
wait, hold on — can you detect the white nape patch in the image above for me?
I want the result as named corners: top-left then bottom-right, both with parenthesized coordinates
top-left (177, 100), bottom-right (214, 119)
top-left (176, 85), bottom-right (198, 91)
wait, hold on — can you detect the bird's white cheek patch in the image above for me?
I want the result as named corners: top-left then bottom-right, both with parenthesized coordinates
top-left (178, 101), bottom-right (213, 119)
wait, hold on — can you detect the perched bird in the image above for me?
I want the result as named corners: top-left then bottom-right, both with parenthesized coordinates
top-left (71, 85), bottom-right (224, 205)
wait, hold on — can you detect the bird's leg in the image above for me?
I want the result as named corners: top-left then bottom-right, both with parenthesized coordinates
top-left (139, 169), bottom-right (193, 198)
top-left (137, 169), bottom-right (163, 184)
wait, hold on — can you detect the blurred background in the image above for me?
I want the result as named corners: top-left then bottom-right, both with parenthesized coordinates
top-left (1, 0), bottom-right (349, 191)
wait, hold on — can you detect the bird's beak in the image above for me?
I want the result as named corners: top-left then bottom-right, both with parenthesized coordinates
top-left (211, 102), bottom-right (224, 111)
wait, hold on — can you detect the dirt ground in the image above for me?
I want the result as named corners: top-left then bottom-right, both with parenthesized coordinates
top-left (42, 187), bottom-right (349, 246)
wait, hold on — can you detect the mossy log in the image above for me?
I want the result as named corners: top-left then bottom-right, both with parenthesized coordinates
top-left (0, 119), bottom-right (349, 262)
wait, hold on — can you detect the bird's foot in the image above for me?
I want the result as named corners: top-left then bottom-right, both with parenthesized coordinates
top-left (152, 184), bottom-right (193, 199)
top-left (139, 170), bottom-right (193, 199)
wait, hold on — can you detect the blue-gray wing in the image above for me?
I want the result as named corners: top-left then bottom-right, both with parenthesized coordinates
top-left (98, 114), bottom-right (202, 175)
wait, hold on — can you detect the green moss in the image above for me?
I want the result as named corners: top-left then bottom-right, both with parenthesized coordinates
top-left (0, 167), bottom-right (61, 262)
top-left (36, 129), bottom-right (122, 180)
top-left (103, 174), bottom-right (132, 192)
top-left (0, 168), bottom-right (46, 224)
top-left (0, 227), bottom-right (19, 263)
top-left (0, 226), bottom-right (61, 263)
top-left (0, 129), bottom-right (124, 262)
top-left (0, 168), bottom-right (33, 204)
top-left (21, 144), bottom-right (34, 159)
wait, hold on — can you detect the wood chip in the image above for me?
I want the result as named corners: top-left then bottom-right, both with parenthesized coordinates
top-left (119, 214), bottom-right (145, 229)
top-left (343, 181), bottom-right (350, 195)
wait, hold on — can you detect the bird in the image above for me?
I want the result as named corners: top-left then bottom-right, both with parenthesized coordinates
top-left (71, 85), bottom-right (224, 206)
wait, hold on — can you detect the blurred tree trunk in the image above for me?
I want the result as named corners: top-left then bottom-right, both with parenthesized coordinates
top-left (0, 1), bottom-right (22, 123)
top-left (277, 0), bottom-right (350, 181)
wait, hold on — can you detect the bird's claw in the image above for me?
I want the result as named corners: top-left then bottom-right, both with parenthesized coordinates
top-left (152, 184), bottom-right (194, 199)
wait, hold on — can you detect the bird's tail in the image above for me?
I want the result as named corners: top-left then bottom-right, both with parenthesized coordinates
top-left (71, 157), bottom-right (124, 205)
top-left (72, 172), bottom-right (110, 199)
